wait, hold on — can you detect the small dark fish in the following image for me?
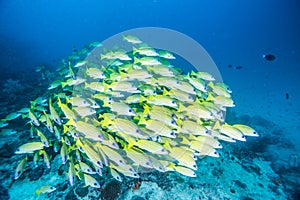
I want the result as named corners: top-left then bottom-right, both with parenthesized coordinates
top-left (263, 54), bottom-right (276, 61)
top-left (285, 93), bottom-right (289, 100)
top-left (235, 66), bottom-right (243, 70)
top-left (228, 64), bottom-right (232, 68)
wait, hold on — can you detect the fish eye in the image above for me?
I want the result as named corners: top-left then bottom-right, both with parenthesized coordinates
top-left (87, 169), bottom-right (91, 172)
top-left (50, 186), bottom-right (55, 190)
top-left (172, 100), bottom-right (176, 104)
top-left (146, 162), bottom-right (150, 165)
top-left (214, 151), bottom-right (218, 155)
top-left (129, 109), bottom-right (133, 112)
top-left (97, 161), bottom-right (101, 166)
top-left (93, 183), bottom-right (98, 186)
top-left (109, 97), bottom-right (112, 101)
top-left (119, 160), bottom-right (124, 164)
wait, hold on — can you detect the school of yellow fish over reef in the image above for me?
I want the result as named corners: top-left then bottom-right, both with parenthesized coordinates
top-left (1, 34), bottom-right (259, 190)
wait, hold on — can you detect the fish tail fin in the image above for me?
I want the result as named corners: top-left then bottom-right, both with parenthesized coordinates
top-left (84, 82), bottom-right (90, 88)
top-left (139, 95), bottom-right (147, 103)
top-left (143, 104), bottom-right (150, 115)
top-left (102, 100), bottom-right (110, 108)
top-left (119, 71), bottom-right (127, 80)
top-left (103, 82), bottom-right (110, 92)
top-left (57, 97), bottom-right (62, 107)
top-left (63, 125), bottom-right (69, 133)
top-left (66, 117), bottom-right (76, 126)
top-left (213, 121), bottom-right (221, 130)
top-left (132, 47), bottom-right (138, 55)
top-left (61, 82), bottom-right (67, 88)
top-left (180, 136), bottom-right (190, 145)
top-left (163, 87), bottom-right (169, 96)
top-left (100, 116), bottom-right (112, 128)
top-left (127, 137), bottom-right (136, 149)
top-left (100, 54), bottom-right (106, 60)
top-left (206, 92), bottom-right (214, 101)
top-left (133, 57), bottom-right (139, 64)
top-left (138, 115), bottom-right (147, 125)
top-left (177, 102), bottom-right (185, 113)
top-left (190, 70), bottom-right (197, 77)
top-left (207, 81), bottom-right (214, 88)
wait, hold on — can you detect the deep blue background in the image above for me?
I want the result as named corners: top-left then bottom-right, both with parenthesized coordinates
top-left (1, 0), bottom-right (299, 74)
top-left (0, 0), bottom-right (299, 151)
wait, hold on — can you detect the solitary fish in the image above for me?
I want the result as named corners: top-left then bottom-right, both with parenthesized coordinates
top-left (35, 185), bottom-right (56, 195)
top-left (263, 54), bottom-right (276, 61)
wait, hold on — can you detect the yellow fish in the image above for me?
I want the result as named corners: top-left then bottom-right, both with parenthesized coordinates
top-left (232, 124), bottom-right (259, 137)
top-left (109, 162), bottom-right (139, 178)
top-left (190, 141), bottom-right (219, 157)
top-left (14, 156), bottom-right (27, 179)
top-left (110, 168), bottom-right (122, 182)
top-left (68, 118), bottom-right (104, 141)
top-left (84, 82), bottom-right (105, 92)
top-left (158, 50), bottom-right (176, 59)
top-left (49, 99), bottom-right (62, 125)
top-left (29, 111), bottom-right (40, 126)
top-left (125, 148), bottom-right (153, 169)
top-left (168, 163), bottom-right (196, 177)
top-left (219, 123), bottom-right (246, 141)
top-left (103, 101), bottom-right (135, 116)
top-left (86, 67), bottom-right (105, 79)
top-left (83, 174), bottom-right (101, 188)
top-left (15, 142), bottom-right (44, 154)
top-left (140, 95), bottom-right (177, 108)
top-left (163, 88), bottom-right (195, 102)
top-left (35, 185), bottom-right (56, 195)
top-left (129, 139), bottom-right (168, 155)
top-left (57, 97), bottom-right (77, 121)
top-left (122, 35), bottom-right (142, 44)
top-left (133, 56), bottom-right (161, 66)
top-left (133, 46), bottom-right (159, 56)
top-left (37, 129), bottom-right (49, 147)
top-left (108, 117), bottom-right (146, 139)
top-left (68, 160), bottom-right (75, 186)
top-left (191, 71), bottom-right (215, 81)
top-left (179, 120), bottom-right (209, 136)
top-left (97, 144), bottom-right (126, 166)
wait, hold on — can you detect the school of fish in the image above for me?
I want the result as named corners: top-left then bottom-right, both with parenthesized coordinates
top-left (1, 34), bottom-right (259, 190)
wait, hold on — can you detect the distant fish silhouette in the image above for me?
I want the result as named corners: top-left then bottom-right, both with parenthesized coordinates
top-left (263, 54), bottom-right (276, 61)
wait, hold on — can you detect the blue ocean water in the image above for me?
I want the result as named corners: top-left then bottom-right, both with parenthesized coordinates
top-left (0, 0), bottom-right (299, 199)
